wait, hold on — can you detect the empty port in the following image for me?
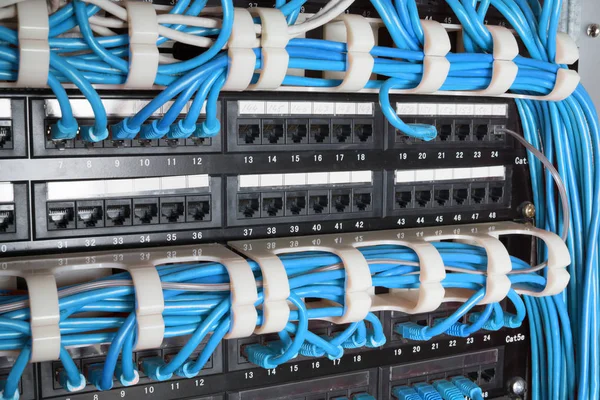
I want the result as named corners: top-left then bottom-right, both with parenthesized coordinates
top-left (332, 190), bottom-right (351, 213)
top-left (286, 192), bottom-right (307, 216)
top-left (133, 198), bottom-right (159, 225)
top-left (0, 123), bottom-right (12, 149)
top-left (76, 201), bottom-right (104, 228)
top-left (332, 121), bottom-right (352, 143)
top-left (308, 192), bottom-right (329, 214)
top-left (466, 370), bottom-right (479, 382)
top-left (309, 120), bottom-right (330, 143)
top-left (474, 123), bottom-right (489, 141)
top-left (415, 189), bottom-right (432, 208)
top-left (186, 196), bottom-right (211, 221)
top-left (0, 205), bottom-right (15, 233)
top-left (395, 190), bottom-right (412, 209)
top-left (437, 121), bottom-right (453, 141)
top-left (481, 368), bottom-right (496, 383)
top-left (262, 119), bottom-right (285, 144)
top-left (471, 186), bottom-right (486, 204)
top-left (262, 194), bottom-right (284, 217)
top-left (238, 194), bottom-right (260, 218)
top-left (47, 202), bottom-right (75, 230)
top-left (453, 187), bottom-right (469, 206)
top-left (160, 197), bottom-right (185, 223)
top-left (238, 120), bottom-right (260, 144)
top-left (105, 199), bottom-right (132, 226)
top-left (286, 120), bottom-right (308, 144)
top-left (456, 123), bottom-right (471, 141)
top-left (489, 185), bottom-right (504, 203)
top-left (354, 122), bottom-right (373, 143)
top-left (434, 188), bottom-right (450, 207)
top-left (353, 190), bottom-right (372, 212)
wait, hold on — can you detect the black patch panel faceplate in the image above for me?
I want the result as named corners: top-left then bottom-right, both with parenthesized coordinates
top-left (0, 91), bottom-right (529, 256)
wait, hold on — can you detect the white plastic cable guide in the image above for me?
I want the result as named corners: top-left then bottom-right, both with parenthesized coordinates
top-left (323, 14), bottom-right (376, 92)
top-left (15, 0), bottom-right (49, 88)
top-left (24, 274), bottom-right (60, 363)
top-left (248, 8), bottom-right (289, 90)
top-left (222, 8), bottom-right (257, 91)
top-left (127, 267), bottom-right (165, 351)
top-left (232, 247), bottom-right (291, 334)
top-left (405, 20), bottom-right (451, 94)
top-left (125, 2), bottom-right (159, 89)
top-left (475, 26), bottom-right (519, 96)
top-left (485, 222), bottom-right (571, 297)
top-left (230, 235), bottom-right (374, 325)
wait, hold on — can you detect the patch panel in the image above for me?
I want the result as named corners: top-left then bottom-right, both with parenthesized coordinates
top-left (226, 97), bottom-right (383, 151)
top-left (380, 350), bottom-right (505, 400)
top-left (0, 182), bottom-right (29, 243)
top-left (227, 370), bottom-right (378, 400)
top-left (227, 171), bottom-right (382, 226)
top-left (387, 167), bottom-right (510, 217)
top-left (40, 338), bottom-right (223, 399)
top-left (34, 175), bottom-right (222, 239)
top-left (30, 98), bottom-right (222, 156)
top-left (0, 98), bottom-right (27, 158)
top-left (390, 99), bottom-right (510, 147)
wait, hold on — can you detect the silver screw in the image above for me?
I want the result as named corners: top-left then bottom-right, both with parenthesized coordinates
top-left (587, 24), bottom-right (600, 38)
top-left (522, 202), bottom-right (536, 219)
top-left (509, 377), bottom-right (527, 396)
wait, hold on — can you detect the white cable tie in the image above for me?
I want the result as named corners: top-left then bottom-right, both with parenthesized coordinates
top-left (125, 2), bottom-right (159, 89)
top-left (369, 240), bottom-right (446, 314)
top-left (555, 32), bottom-right (579, 65)
top-left (127, 266), bottom-right (165, 351)
top-left (25, 273), bottom-right (60, 362)
top-left (249, 8), bottom-right (289, 90)
top-left (15, 0), bottom-right (49, 88)
top-left (405, 20), bottom-right (450, 94)
top-left (222, 8), bottom-right (257, 91)
top-left (536, 68), bottom-right (580, 101)
top-left (487, 222), bottom-right (571, 297)
top-left (476, 26), bottom-right (519, 96)
top-left (226, 245), bottom-right (290, 334)
top-left (323, 14), bottom-right (375, 92)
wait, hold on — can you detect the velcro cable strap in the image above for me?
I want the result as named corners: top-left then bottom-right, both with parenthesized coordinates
top-left (323, 14), bottom-right (375, 92)
top-left (222, 8), bottom-right (257, 91)
top-left (25, 273), bottom-right (60, 362)
top-left (16, 0), bottom-right (49, 88)
top-left (221, 257), bottom-right (259, 339)
top-left (125, 2), bottom-right (159, 89)
top-left (128, 266), bottom-right (165, 351)
top-left (476, 26), bottom-right (519, 96)
top-left (249, 8), bottom-right (289, 90)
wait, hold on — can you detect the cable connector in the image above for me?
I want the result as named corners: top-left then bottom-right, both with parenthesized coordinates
top-left (195, 119), bottom-right (220, 138)
top-left (341, 333), bottom-right (367, 349)
top-left (432, 380), bottom-right (463, 400)
top-left (0, 390), bottom-right (19, 400)
top-left (140, 357), bottom-right (173, 381)
top-left (394, 322), bottom-right (431, 341)
top-left (111, 119), bottom-right (140, 140)
top-left (351, 393), bottom-right (376, 400)
top-left (298, 341), bottom-right (326, 358)
top-left (244, 343), bottom-right (278, 369)
top-left (114, 364), bottom-right (140, 386)
top-left (167, 120), bottom-right (196, 140)
top-left (139, 120), bottom-right (170, 140)
top-left (57, 370), bottom-right (86, 392)
top-left (50, 120), bottom-right (79, 141)
top-left (468, 313), bottom-right (503, 331)
top-left (86, 363), bottom-right (113, 391)
top-left (413, 382), bottom-right (443, 400)
top-left (391, 385), bottom-right (421, 400)
top-left (450, 376), bottom-right (484, 400)
top-left (175, 361), bottom-right (198, 379)
top-left (80, 126), bottom-right (109, 143)
top-left (503, 312), bottom-right (522, 328)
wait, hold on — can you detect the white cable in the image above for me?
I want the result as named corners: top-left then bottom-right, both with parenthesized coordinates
top-left (90, 23), bottom-right (118, 36)
top-left (159, 25), bottom-right (214, 47)
top-left (89, 15), bottom-right (127, 29)
top-left (81, 0), bottom-right (127, 20)
top-left (156, 14), bottom-right (221, 28)
top-left (287, 0), bottom-right (356, 35)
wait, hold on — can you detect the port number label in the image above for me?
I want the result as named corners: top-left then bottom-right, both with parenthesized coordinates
top-left (336, 154), bottom-right (344, 161)
top-left (399, 153), bottom-right (407, 160)
top-left (195, 379), bottom-right (205, 386)
top-left (267, 368), bottom-right (276, 375)
top-left (268, 155), bottom-right (277, 163)
top-left (243, 228), bottom-right (253, 237)
top-left (290, 364), bottom-right (299, 372)
top-left (245, 372), bottom-right (254, 379)
top-left (394, 348), bottom-right (402, 356)
top-left (290, 225), bottom-right (300, 233)
top-left (144, 387), bottom-right (155, 394)
top-left (167, 233), bottom-right (177, 242)
top-left (192, 232), bottom-right (203, 240)
top-left (449, 340), bottom-right (457, 347)
top-left (193, 157), bottom-right (203, 165)
top-left (291, 155), bottom-right (300, 162)
top-left (332, 358), bottom-right (341, 366)
top-left (335, 222), bottom-right (343, 230)
top-left (418, 152), bottom-right (426, 160)
top-left (353, 355), bottom-right (362, 363)
top-left (267, 227), bottom-right (276, 235)
top-left (314, 154), bottom-right (323, 162)
top-left (355, 221), bottom-right (364, 229)
top-left (312, 361), bottom-right (320, 369)
top-left (140, 235), bottom-right (150, 243)
top-left (466, 337), bottom-right (474, 344)
top-left (357, 153), bottom-right (366, 161)
top-left (483, 334), bottom-right (491, 341)
top-left (312, 224), bottom-right (322, 232)
top-left (455, 151), bottom-right (464, 159)
top-left (412, 345), bottom-right (421, 353)
top-left (244, 156), bottom-right (253, 164)
top-left (140, 159), bottom-right (150, 167)
top-left (431, 343), bottom-right (439, 350)
top-left (167, 158), bottom-right (177, 166)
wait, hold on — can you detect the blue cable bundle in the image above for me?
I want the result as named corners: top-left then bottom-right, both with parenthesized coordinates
top-left (0, 242), bottom-right (553, 398)
top-left (0, 0), bottom-right (596, 398)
